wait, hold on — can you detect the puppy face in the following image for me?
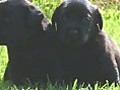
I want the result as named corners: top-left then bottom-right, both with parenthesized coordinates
top-left (0, 0), bottom-right (49, 47)
top-left (52, 0), bottom-right (103, 48)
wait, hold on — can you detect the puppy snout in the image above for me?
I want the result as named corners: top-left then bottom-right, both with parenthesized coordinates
top-left (69, 29), bottom-right (78, 35)
top-left (67, 29), bottom-right (80, 39)
top-left (68, 29), bottom-right (79, 37)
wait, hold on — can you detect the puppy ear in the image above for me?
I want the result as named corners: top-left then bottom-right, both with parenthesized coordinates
top-left (26, 5), bottom-right (44, 29)
top-left (0, 0), bottom-right (7, 16)
top-left (52, 2), bottom-right (65, 30)
top-left (51, 7), bottom-right (60, 30)
top-left (92, 9), bottom-right (103, 30)
top-left (26, 5), bottom-right (54, 32)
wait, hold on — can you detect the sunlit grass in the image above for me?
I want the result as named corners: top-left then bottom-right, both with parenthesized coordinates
top-left (0, 46), bottom-right (8, 80)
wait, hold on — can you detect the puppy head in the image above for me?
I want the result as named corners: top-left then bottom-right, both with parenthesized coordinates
top-left (0, 0), bottom-right (50, 47)
top-left (52, 0), bottom-right (103, 48)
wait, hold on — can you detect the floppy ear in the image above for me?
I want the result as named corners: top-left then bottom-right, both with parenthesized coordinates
top-left (26, 5), bottom-right (44, 29)
top-left (0, 0), bottom-right (7, 16)
top-left (51, 7), bottom-right (60, 30)
top-left (92, 9), bottom-right (103, 30)
top-left (26, 5), bottom-right (54, 32)
top-left (51, 2), bottom-right (65, 30)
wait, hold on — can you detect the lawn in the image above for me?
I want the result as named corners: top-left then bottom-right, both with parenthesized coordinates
top-left (0, 0), bottom-right (120, 89)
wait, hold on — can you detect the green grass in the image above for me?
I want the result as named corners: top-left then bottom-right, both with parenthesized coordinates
top-left (33, 0), bottom-right (62, 19)
top-left (0, 46), bottom-right (8, 81)
top-left (102, 6), bottom-right (120, 46)
top-left (0, 0), bottom-right (120, 89)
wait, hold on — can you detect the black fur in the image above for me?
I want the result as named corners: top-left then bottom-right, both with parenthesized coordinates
top-left (52, 0), bottom-right (120, 85)
top-left (0, 0), bottom-right (57, 85)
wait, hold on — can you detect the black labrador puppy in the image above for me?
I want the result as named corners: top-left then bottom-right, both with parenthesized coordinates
top-left (52, 0), bottom-right (120, 85)
top-left (0, 0), bottom-right (58, 85)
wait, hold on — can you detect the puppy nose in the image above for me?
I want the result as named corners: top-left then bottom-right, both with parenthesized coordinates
top-left (69, 29), bottom-right (79, 35)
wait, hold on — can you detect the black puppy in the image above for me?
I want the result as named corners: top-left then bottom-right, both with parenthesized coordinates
top-left (0, 0), bottom-right (58, 85)
top-left (52, 0), bottom-right (120, 85)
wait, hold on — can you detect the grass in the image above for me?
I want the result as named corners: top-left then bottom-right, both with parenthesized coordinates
top-left (102, 6), bottom-right (120, 46)
top-left (0, 0), bottom-right (120, 89)
top-left (0, 46), bottom-right (8, 81)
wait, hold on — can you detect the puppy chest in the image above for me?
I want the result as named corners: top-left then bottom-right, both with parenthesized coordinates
top-left (60, 53), bottom-right (102, 72)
